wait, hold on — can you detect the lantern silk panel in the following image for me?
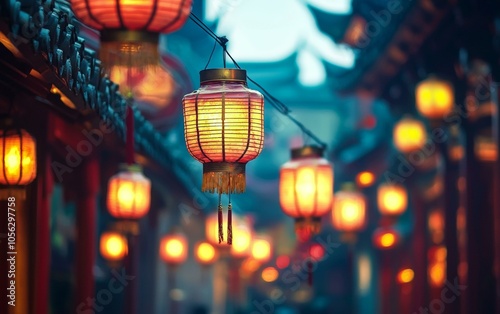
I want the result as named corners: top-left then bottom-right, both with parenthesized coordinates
top-left (107, 170), bottom-right (151, 219)
top-left (71, 0), bottom-right (192, 33)
top-left (280, 158), bottom-right (333, 218)
top-left (0, 129), bottom-right (37, 185)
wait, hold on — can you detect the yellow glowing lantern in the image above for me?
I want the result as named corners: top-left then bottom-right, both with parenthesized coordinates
top-left (107, 164), bottom-right (151, 220)
top-left (100, 232), bottom-right (128, 261)
top-left (373, 228), bottom-right (400, 249)
top-left (183, 69), bottom-right (264, 194)
top-left (160, 233), bottom-right (188, 265)
top-left (0, 128), bottom-right (36, 185)
top-left (261, 267), bottom-right (279, 283)
top-left (356, 171), bottom-right (375, 188)
top-left (377, 183), bottom-right (407, 216)
top-left (428, 246), bottom-right (447, 287)
top-left (393, 117), bottom-right (427, 153)
top-left (280, 146), bottom-right (334, 240)
top-left (195, 241), bottom-right (217, 266)
top-left (397, 268), bottom-right (415, 284)
top-left (332, 184), bottom-right (366, 233)
top-left (251, 237), bottom-right (272, 263)
top-left (416, 77), bottom-right (454, 119)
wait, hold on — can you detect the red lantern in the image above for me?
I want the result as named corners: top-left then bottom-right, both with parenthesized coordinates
top-left (280, 146), bottom-right (333, 240)
top-left (71, 0), bottom-right (192, 68)
top-left (0, 127), bottom-right (36, 185)
top-left (183, 69), bottom-right (264, 194)
top-left (160, 233), bottom-right (188, 265)
top-left (107, 164), bottom-right (151, 220)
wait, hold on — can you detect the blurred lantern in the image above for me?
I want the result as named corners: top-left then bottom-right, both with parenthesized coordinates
top-left (0, 126), bottom-right (36, 185)
top-left (183, 69), bottom-right (264, 194)
top-left (195, 241), bottom-right (217, 266)
top-left (276, 255), bottom-right (290, 269)
top-left (428, 210), bottom-right (445, 244)
top-left (309, 243), bottom-right (325, 260)
top-left (416, 77), bottom-right (454, 119)
top-left (160, 233), bottom-right (188, 266)
top-left (397, 268), bottom-right (415, 284)
top-left (261, 267), bottom-right (279, 283)
top-left (342, 16), bottom-right (367, 47)
top-left (107, 164), bottom-right (151, 220)
top-left (230, 219), bottom-right (253, 259)
top-left (356, 171), bottom-right (375, 188)
top-left (251, 237), bottom-right (272, 263)
top-left (332, 183), bottom-right (366, 233)
top-left (474, 135), bottom-right (498, 162)
top-left (393, 117), bottom-right (427, 153)
top-left (280, 146), bottom-right (333, 240)
top-left (100, 231), bottom-right (128, 261)
top-left (71, 0), bottom-right (192, 69)
top-left (428, 246), bottom-right (446, 287)
top-left (373, 228), bottom-right (400, 250)
top-left (205, 213), bottom-right (253, 252)
top-left (377, 183), bottom-right (407, 216)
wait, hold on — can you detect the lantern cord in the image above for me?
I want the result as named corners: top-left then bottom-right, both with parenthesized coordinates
top-left (204, 40), bottom-right (217, 70)
top-left (189, 12), bottom-right (328, 150)
top-left (218, 191), bottom-right (224, 244)
top-left (227, 182), bottom-right (232, 245)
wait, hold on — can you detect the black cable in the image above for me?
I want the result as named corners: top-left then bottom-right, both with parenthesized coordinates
top-left (188, 12), bottom-right (328, 150)
top-left (204, 40), bottom-right (217, 70)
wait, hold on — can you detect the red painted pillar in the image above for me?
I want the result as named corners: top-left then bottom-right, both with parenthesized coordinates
top-left (34, 151), bottom-right (53, 314)
top-left (74, 158), bottom-right (100, 309)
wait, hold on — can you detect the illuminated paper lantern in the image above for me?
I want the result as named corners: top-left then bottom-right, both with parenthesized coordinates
top-left (71, 0), bottom-right (192, 68)
top-left (280, 146), bottom-right (333, 240)
top-left (107, 164), bottom-right (151, 220)
top-left (100, 231), bottom-right (128, 261)
top-left (377, 183), bottom-right (407, 216)
top-left (332, 184), bottom-right (366, 233)
top-left (160, 233), bottom-right (188, 265)
top-left (183, 69), bottom-right (264, 194)
top-left (416, 77), bottom-right (454, 119)
top-left (393, 117), bottom-right (427, 153)
top-left (0, 128), bottom-right (36, 185)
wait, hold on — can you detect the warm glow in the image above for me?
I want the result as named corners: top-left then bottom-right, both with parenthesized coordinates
top-left (231, 223), bottom-right (253, 258)
top-left (100, 232), bottom-right (128, 261)
top-left (428, 210), bottom-right (445, 244)
top-left (276, 255), bottom-right (290, 269)
top-left (356, 171), bottom-right (375, 187)
top-left (280, 156), bottom-right (333, 218)
top-left (195, 241), bottom-right (217, 265)
top-left (475, 135), bottom-right (498, 162)
top-left (332, 188), bottom-right (366, 232)
top-left (343, 16), bottom-right (367, 46)
top-left (251, 238), bottom-right (272, 263)
top-left (107, 166), bottom-right (151, 220)
top-left (393, 117), bottom-right (427, 153)
top-left (416, 77), bottom-right (454, 119)
top-left (160, 233), bottom-right (188, 265)
top-left (242, 258), bottom-right (261, 274)
top-left (0, 129), bottom-right (37, 185)
top-left (205, 213), bottom-right (253, 250)
top-left (261, 267), bottom-right (279, 282)
top-left (373, 228), bottom-right (400, 249)
top-left (309, 243), bottom-right (325, 260)
top-left (397, 268), bottom-right (415, 284)
top-left (377, 183), bottom-right (407, 216)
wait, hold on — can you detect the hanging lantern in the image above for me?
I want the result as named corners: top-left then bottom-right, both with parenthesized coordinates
top-left (251, 237), bottom-right (272, 263)
top-left (107, 164), bottom-right (151, 220)
top-left (377, 183), bottom-right (408, 216)
top-left (100, 231), bottom-right (128, 261)
top-left (356, 171), bottom-right (375, 188)
top-left (71, 0), bottom-right (193, 69)
top-left (416, 77), bottom-right (454, 119)
top-left (183, 69), bottom-right (264, 194)
top-left (0, 127), bottom-right (36, 185)
top-left (280, 146), bottom-right (333, 240)
top-left (372, 227), bottom-right (400, 250)
top-left (332, 183), bottom-right (367, 233)
top-left (160, 233), bottom-right (188, 265)
top-left (393, 117), bottom-right (427, 153)
top-left (195, 241), bottom-right (217, 266)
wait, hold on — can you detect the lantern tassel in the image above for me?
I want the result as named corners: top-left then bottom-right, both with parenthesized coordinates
top-left (218, 194), bottom-right (224, 243)
top-left (227, 202), bottom-right (232, 245)
top-left (202, 172), bottom-right (246, 194)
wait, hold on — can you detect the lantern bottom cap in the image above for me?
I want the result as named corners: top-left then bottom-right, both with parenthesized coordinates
top-left (202, 162), bottom-right (246, 194)
top-left (295, 217), bottom-right (321, 242)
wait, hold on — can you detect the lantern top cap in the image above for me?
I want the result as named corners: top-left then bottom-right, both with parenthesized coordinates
top-left (200, 69), bottom-right (247, 84)
top-left (119, 163), bottom-right (143, 173)
top-left (100, 30), bottom-right (159, 44)
top-left (291, 145), bottom-right (324, 159)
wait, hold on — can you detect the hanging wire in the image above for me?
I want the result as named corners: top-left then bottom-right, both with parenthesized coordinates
top-left (189, 12), bottom-right (328, 150)
top-left (204, 40), bottom-right (218, 70)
